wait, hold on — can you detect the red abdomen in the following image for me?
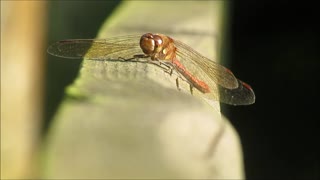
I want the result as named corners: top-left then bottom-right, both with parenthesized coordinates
top-left (172, 58), bottom-right (210, 93)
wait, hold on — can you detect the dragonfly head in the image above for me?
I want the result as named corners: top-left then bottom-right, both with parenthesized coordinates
top-left (140, 33), bottom-right (163, 58)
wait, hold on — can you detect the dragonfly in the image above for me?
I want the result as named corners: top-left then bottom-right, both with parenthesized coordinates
top-left (47, 33), bottom-right (255, 105)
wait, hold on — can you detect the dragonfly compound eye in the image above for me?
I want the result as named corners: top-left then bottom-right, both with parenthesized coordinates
top-left (140, 33), bottom-right (163, 56)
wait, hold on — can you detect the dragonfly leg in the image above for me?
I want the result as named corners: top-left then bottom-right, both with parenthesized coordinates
top-left (175, 76), bottom-right (195, 95)
top-left (133, 54), bottom-right (149, 60)
top-left (117, 56), bottom-right (132, 61)
top-left (189, 84), bottom-right (194, 95)
top-left (146, 60), bottom-right (173, 74)
top-left (163, 66), bottom-right (173, 75)
top-left (159, 61), bottom-right (175, 75)
top-left (175, 78), bottom-right (181, 91)
top-left (117, 54), bottom-right (149, 62)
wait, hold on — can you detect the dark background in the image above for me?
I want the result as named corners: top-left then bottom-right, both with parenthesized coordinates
top-left (45, 1), bottom-right (319, 179)
top-left (228, 1), bottom-right (318, 179)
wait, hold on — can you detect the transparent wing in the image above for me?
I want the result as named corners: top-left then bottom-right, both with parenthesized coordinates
top-left (218, 79), bottom-right (255, 105)
top-left (174, 40), bottom-right (238, 89)
top-left (47, 35), bottom-right (142, 60)
top-left (174, 40), bottom-right (255, 105)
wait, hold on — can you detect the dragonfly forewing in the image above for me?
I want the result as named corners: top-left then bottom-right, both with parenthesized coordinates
top-left (47, 35), bottom-right (142, 60)
top-left (174, 40), bottom-right (238, 89)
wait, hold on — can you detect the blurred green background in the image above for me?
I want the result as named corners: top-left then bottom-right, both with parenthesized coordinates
top-left (45, 1), bottom-right (121, 132)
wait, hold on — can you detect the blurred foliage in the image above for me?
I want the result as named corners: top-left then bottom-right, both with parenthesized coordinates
top-left (44, 1), bottom-right (121, 133)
